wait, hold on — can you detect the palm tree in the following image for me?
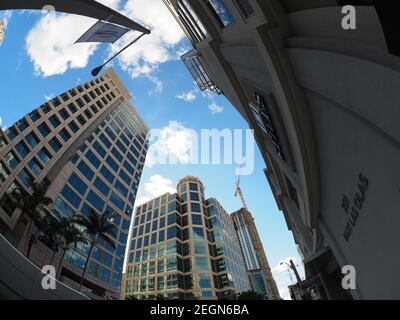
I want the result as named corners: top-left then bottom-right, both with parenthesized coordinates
top-left (78, 209), bottom-right (116, 292)
top-left (55, 214), bottom-right (88, 279)
top-left (9, 180), bottom-right (53, 256)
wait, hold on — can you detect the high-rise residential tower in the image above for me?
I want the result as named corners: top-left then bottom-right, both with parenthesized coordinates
top-left (122, 176), bottom-right (250, 300)
top-left (0, 67), bottom-right (149, 297)
top-left (231, 208), bottom-right (280, 299)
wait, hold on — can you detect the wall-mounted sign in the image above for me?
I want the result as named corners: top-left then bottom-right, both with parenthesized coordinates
top-left (342, 173), bottom-right (369, 242)
top-left (249, 92), bottom-right (286, 162)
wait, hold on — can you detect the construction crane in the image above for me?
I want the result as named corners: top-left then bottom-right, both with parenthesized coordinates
top-left (235, 166), bottom-right (248, 210)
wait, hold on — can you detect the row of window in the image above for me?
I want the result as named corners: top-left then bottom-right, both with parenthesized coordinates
top-left (176, 0), bottom-right (254, 44)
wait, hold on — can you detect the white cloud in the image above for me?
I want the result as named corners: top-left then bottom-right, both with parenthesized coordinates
top-left (147, 75), bottom-right (163, 95)
top-left (146, 121), bottom-right (196, 167)
top-left (25, 0), bottom-right (119, 76)
top-left (1, 11), bottom-right (12, 28)
top-left (176, 90), bottom-right (197, 102)
top-left (134, 174), bottom-right (176, 207)
top-left (279, 286), bottom-right (291, 300)
top-left (0, 116), bottom-right (2, 127)
top-left (44, 93), bottom-right (54, 101)
top-left (25, 0), bottom-right (184, 82)
top-left (208, 103), bottom-right (223, 114)
top-left (113, 0), bottom-right (185, 79)
top-left (26, 13), bottom-right (99, 76)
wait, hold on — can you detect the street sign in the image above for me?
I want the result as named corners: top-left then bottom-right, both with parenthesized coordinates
top-left (75, 20), bottom-right (129, 44)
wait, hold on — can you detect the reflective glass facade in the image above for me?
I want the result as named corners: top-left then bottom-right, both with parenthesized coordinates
top-left (122, 176), bottom-right (250, 300)
top-left (0, 68), bottom-right (149, 297)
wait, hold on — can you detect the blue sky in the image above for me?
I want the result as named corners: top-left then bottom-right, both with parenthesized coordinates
top-left (0, 1), bottom-right (304, 299)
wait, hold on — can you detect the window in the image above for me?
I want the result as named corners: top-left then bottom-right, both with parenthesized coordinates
top-left (26, 132), bottom-right (39, 149)
top-left (61, 185), bottom-right (81, 209)
top-left (68, 172), bottom-right (88, 195)
top-left (100, 166), bottom-right (114, 184)
top-left (152, 220), bottom-right (158, 231)
top-left (49, 115), bottom-right (61, 128)
top-left (206, 0), bottom-right (235, 27)
top-left (190, 192), bottom-right (199, 202)
top-left (59, 129), bottom-right (71, 142)
top-left (195, 257), bottom-right (209, 271)
top-left (41, 103), bottom-right (51, 114)
top-left (191, 202), bottom-right (201, 213)
top-left (234, 0), bottom-right (253, 18)
top-left (18, 169), bottom-right (33, 188)
top-left (167, 213), bottom-right (176, 226)
top-left (87, 191), bottom-right (105, 212)
top-left (194, 241), bottom-right (207, 255)
top-left (192, 214), bottom-right (203, 225)
top-left (18, 119), bottom-right (29, 132)
top-left (38, 123), bottom-right (51, 137)
top-left (38, 148), bottom-right (51, 165)
top-left (167, 226), bottom-right (176, 239)
top-left (4, 152), bottom-right (19, 170)
top-left (68, 103), bottom-right (78, 114)
top-left (159, 229), bottom-right (165, 242)
top-left (68, 121), bottom-right (79, 133)
top-left (177, 0), bottom-right (208, 43)
top-left (145, 222), bottom-right (151, 234)
top-left (30, 110), bottom-right (41, 122)
top-left (199, 274), bottom-right (212, 288)
top-left (193, 227), bottom-right (204, 239)
top-left (16, 141), bottom-right (30, 158)
top-left (151, 232), bottom-right (157, 245)
top-left (160, 217), bottom-right (165, 228)
top-left (59, 108), bottom-right (69, 120)
top-left (77, 115), bottom-right (86, 126)
top-left (93, 141), bottom-right (106, 158)
top-left (27, 158), bottom-right (42, 176)
top-left (77, 161), bottom-right (94, 181)
top-left (189, 183), bottom-right (198, 191)
top-left (106, 156), bottom-right (119, 173)
top-left (167, 256), bottom-right (177, 271)
top-left (7, 127), bottom-right (17, 141)
top-left (54, 197), bottom-right (73, 218)
top-left (119, 170), bottom-right (131, 186)
top-left (94, 177), bottom-right (110, 197)
top-left (49, 138), bottom-right (62, 152)
top-left (51, 97), bottom-right (61, 107)
top-left (86, 149), bottom-right (100, 167)
top-left (110, 192), bottom-right (124, 211)
top-left (0, 162), bottom-right (9, 182)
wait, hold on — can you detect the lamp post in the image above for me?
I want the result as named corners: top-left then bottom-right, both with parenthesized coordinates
top-left (91, 32), bottom-right (147, 77)
top-left (281, 260), bottom-right (307, 300)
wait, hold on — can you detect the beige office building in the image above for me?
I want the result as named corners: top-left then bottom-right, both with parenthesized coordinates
top-left (0, 67), bottom-right (149, 297)
top-left (122, 176), bottom-right (251, 300)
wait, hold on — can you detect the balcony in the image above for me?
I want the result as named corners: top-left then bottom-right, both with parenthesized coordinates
top-left (181, 50), bottom-right (222, 94)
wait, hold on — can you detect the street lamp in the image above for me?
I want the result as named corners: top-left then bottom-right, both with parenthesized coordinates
top-left (91, 32), bottom-right (147, 77)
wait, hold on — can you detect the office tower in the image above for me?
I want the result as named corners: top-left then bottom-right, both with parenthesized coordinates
top-left (122, 176), bottom-right (250, 300)
top-left (0, 67), bottom-right (149, 297)
top-left (231, 208), bottom-right (280, 299)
